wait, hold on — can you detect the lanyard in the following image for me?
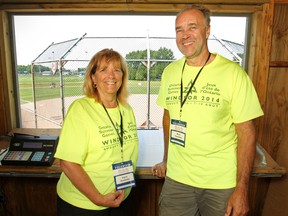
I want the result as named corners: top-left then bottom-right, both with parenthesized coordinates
top-left (102, 103), bottom-right (124, 160)
top-left (180, 53), bottom-right (211, 115)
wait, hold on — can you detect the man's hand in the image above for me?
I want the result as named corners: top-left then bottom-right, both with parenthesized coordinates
top-left (225, 187), bottom-right (249, 216)
top-left (151, 161), bottom-right (167, 178)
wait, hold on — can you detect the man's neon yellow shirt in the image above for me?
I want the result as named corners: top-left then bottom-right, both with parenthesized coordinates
top-left (157, 54), bottom-right (264, 189)
top-left (55, 97), bottom-right (138, 210)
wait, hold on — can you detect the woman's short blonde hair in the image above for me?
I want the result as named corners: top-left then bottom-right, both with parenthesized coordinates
top-left (83, 48), bottom-right (129, 106)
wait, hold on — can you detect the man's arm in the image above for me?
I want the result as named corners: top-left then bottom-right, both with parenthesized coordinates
top-left (225, 120), bottom-right (256, 216)
top-left (151, 109), bottom-right (170, 178)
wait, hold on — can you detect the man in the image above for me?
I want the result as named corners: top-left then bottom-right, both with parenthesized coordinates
top-left (152, 4), bottom-right (264, 216)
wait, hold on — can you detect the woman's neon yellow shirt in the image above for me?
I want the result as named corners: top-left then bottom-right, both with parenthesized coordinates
top-left (55, 97), bottom-right (138, 210)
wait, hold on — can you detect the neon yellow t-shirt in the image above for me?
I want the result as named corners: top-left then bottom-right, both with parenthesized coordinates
top-left (157, 54), bottom-right (263, 189)
top-left (55, 97), bottom-right (138, 210)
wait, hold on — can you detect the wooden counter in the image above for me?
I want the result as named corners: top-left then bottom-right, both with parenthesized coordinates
top-left (0, 128), bottom-right (163, 179)
top-left (0, 128), bottom-right (286, 216)
top-left (0, 128), bottom-right (286, 178)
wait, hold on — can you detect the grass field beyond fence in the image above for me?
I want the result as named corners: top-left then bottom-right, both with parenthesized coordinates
top-left (18, 74), bottom-right (161, 103)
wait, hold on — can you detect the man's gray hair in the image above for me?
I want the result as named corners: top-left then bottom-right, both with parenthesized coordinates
top-left (177, 4), bottom-right (211, 26)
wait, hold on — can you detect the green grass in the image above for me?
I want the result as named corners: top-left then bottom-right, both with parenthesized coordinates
top-left (18, 74), bottom-right (160, 103)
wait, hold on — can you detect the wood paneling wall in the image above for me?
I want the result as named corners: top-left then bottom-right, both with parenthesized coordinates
top-left (0, 0), bottom-right (271, 4)
top-left (1, 0), bottom-right (288, 215)
top-left (0, 177), bottom-right (164, 216)
top-left (0, 11), bottom-right (14, 136)
top-left (0, 176), bottom-right (276, 215)
top-left (262, 4), bottom-right (288, 216)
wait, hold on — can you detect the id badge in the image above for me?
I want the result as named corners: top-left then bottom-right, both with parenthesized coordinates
top-left (112, 160), bottom-right (136, 190)
top-left (170, 119), bottom-right (187, 147)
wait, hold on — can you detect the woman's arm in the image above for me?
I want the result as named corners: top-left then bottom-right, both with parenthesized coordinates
top-left (60, 160), bottom-right (124, 208)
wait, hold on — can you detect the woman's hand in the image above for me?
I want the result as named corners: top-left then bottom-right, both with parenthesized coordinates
top-left (98, 190), bottom-right (125, 208)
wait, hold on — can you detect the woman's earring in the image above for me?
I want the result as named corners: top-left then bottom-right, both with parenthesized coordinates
top-left (93, 83), bottom-right (97, 89)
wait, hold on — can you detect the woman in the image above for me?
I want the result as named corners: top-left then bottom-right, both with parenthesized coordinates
top-left (55, 48), bottom-right (139, 216)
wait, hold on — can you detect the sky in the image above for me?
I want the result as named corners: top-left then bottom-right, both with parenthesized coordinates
top-left (14, 15), bottom-right (247, 65)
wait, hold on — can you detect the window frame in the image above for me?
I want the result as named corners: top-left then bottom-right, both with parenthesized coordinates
top-left (11, 13), bottom-right (250, 129)
top-left (0, 2), bottom-right (272, 134)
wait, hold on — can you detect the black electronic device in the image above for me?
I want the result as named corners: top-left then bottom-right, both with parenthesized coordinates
top-left (1, 133), bottom-right (59, 166)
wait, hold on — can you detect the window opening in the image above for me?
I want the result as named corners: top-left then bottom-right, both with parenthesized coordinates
top-left (13, 15), bottom-right (248, 129)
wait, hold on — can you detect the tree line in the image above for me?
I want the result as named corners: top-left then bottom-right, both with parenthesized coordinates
top-left (17, 47), bottom-right (176, 81)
